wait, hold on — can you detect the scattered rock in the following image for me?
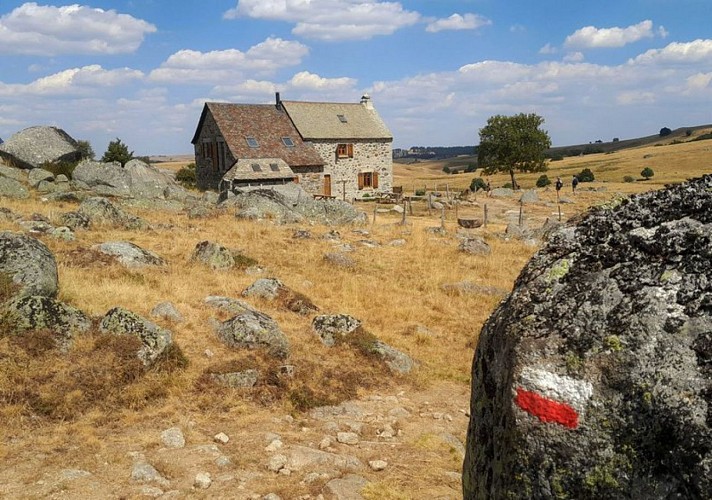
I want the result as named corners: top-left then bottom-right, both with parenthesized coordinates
top-left (59, 211), bottom-right (91, 230)
top-left (131, 462), bottom-right (169, 487)
top-left (371, 341), bottom-right (414, 374)
top-left (0, 165), bottom-right (28, 183)
top-left (190, 240), bottom-right (254, 270)
top-left (286, 446), bottom-right (362, 472)
top-left (292, 229), bottom-right (312, 239)
top-left (323, 252), bottom-right (356, 269)
top-left (99, 307), bottom-right (174, 366)
top-left (1, 295), bottom-right (91, 349)
top-left (0, 126), bottom-right (80, 170)
top-left (150, 302), bottom-right (183, 322)
top-left (28, 168), bottom-right (54, 188)
top-left (0, 231), bottom-right (59, 300)
top-left (242, 278), bottom-right (284, 300)
top-left (214, 310), bottom-right (290, 359)
top-left (490, 187), bottom-right (514, 198)
top-left (519, 189), bottom-right (539, 204)
top-left (211, 369), bottom-right (260, 388)
top-left (49, 226), bottom-right (75, 241)
top-left (0, 176), bottom-right (30, 199)
top-left (458, 236), bottom-right (491, 256)
top-left (323, 474), bottom-right (369, 499)
top-left (193, 472), bottom-right (211, 489)
top-left (92, 241), bottom-right (166, 268)
top-left (214, 433), bottom-right (230, 444)
top-left (204, 295), bottom-right (261, 316)
top-left (78, 197), bottom-right (148, 230)
top-left (312, 314), bottom-right (362, 347)
top-left (336, 432), bottom-right (359, 445)
top-left (160, 427), bottom-right (185, 449)
top-left (369, 460), bottom-right (387, 471)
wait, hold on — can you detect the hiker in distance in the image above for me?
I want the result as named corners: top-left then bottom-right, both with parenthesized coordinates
top-left (555, 176), bottom-right (563, 202)
top-left (572, 175), bottom-right (579, 194)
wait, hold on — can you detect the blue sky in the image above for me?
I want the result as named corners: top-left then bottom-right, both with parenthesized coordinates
top-left (1, 1), bottom-right (711, 155)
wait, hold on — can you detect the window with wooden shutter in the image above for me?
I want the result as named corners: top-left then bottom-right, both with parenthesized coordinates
top-left (347, 144), bottom-right (353, 157)
top-left (337, 143), bottom-right (354, 159)
top-left (372, 172), bottom-right (379, 188)
top-left (358, 173), bottom-right (364, 190)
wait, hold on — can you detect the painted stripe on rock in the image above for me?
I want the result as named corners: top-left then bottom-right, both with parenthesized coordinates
top-left (519, 367), bottom-right (593, 413)
top-left (515, 388), bottom-right (579, 429)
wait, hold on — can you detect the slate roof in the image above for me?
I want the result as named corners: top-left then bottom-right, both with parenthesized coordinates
top-left (222, 158), bottom-right (296, 182)
top-left (281, 101), bottom-right (393, 140)
top-left (192, 103), bottom-right (324, 167)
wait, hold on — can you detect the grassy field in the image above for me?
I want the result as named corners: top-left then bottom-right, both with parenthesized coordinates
top-left (0, 135), bottom-right (710, 498)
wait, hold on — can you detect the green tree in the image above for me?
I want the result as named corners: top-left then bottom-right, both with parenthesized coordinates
top-left (76, 140), bottom-right (95, 160)
top-left (477, 113), bottom-right (551, 190)
top-left (641, 167), bottom-right (654, 180)
top-left (101, 138), bottom-right (134, 167)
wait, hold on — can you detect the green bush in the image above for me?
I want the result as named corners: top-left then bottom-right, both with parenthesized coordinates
top-left (175, 163), bottom-right (196, 187)
top-left (442, 166), bottom-right (451, 174)
top-left (623, 175), bottom-right (635, 183)
top-left (502, 182), bottom-right (513, 189)
top-left (641, 167), bottom-right (654, 180)
top-left (659, 127), bottom-right (672, 137)
top-left (577, 168), bottom-right (595, 182)
top-left (693, 132), bottom-right (712, 142)
top-left (536, 175), bottom-right (551, 188)
top-left (465, 163), bottom-right (477, 173)
top-left (39, 160), bottom-right (78, 179)
top-left (469, 178), bottom-right (487, 192)
top-left (414, 189), bottom-right (426, 196)
top-left (101, 138), bottom-right (134, 167)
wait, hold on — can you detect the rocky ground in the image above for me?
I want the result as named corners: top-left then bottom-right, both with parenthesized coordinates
top-left (0, 382), bottom-right (469, 499)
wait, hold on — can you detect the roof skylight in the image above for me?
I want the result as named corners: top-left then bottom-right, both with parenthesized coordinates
top-left (337, 114), bottom-right (347, 123)
top-left (282, 137), bottom-right (295, 147)
top-left (251, 163), bottom-right (262, 172)
top-left (246, 137), bottom-right (259, 148)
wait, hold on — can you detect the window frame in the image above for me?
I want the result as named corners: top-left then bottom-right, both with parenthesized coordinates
top-left (336, 143), bottom-right (354, 159)
top-left (281, 137), bottom-right (295, 147)
top-left (246, 137), bottom-right (259, 148)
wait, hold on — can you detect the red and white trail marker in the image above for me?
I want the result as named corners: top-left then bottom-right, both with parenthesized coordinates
top-left (515, 367), bottom-right (593, 430)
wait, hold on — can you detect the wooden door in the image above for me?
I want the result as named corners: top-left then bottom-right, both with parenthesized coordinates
top-left (323, 174), bottom-right (332, 196)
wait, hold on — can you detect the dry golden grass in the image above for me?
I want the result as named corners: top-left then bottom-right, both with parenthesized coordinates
top-left (0, 136), bottom-right (710, 498)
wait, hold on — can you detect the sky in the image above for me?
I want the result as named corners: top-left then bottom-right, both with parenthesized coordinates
top-left (0, 1), bottom-right (711, 155)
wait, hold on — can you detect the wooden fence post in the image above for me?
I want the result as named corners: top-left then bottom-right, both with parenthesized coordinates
top-left (518, 202), bottom-right (524, 227)
top-left (484, 204), bottom-right (488, 228)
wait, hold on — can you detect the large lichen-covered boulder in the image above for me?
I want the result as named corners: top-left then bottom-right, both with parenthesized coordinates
top-left (0, 232), bottom-right (58, 300)
top-left (124, 159), bottom-right (178, 199)
top-left (0, 126), bottom-right (80, 169)
top-left (0, 176), bottom-right (30, 199)
top-left (77, 197), bottom-right (148, 230)
top-left (92, 241), bottom-right (165, 269)
top-left (2, 295), bottom-right (91, 349)
top-left (214, 310), bottom-right (290, 359)
top-left (99, 307), bottom-right (173, 366)
top-left (72, 160), bottom-right (132, 197)
top-left (312, 314), bottom-right (362, 347)
top-left (463, 176), bottom-right (712, 499)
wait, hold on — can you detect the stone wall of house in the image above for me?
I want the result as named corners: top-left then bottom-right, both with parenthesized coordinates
top-left (194, 114), bottom-right (234, 191)
top-left (291, 166), bottom-right (324, 196)
top-left (310, 139), bottom-right (392, 201)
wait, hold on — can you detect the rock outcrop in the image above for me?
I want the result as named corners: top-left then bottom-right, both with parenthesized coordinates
top-left (99, 307), bottom-right (174, 366)
top-left (92, 241), bottom-right (165, 268)
top-left (463, 176), bottom-right (712, 499)
top-left (0, 232), bottom-right (59, 299)
top-left (0, 126), bottom-right (80, 169)
top-left (214, 309), bottom-right (290, 359)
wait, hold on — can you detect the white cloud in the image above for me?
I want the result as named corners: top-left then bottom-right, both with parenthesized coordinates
top-left (539, 43), bottom-right (557, 55)
top-left (685, 72), bottom-right (712, 92)
top-left (425, 13), bottom-right (491, 33)
top-left (630, 39), bottom-right (712, 65)
top-left (617, 91), bottom-right (656, 105)
top-left (0, 2), bottom-right (156, 56)
top-left (0, 65), bottom-right (144, 97)
top-left (224, 0), bottom-right (420, 41)
top-left (563, 52), bottom-right (585, 63)
top-left (288, 71), bottom-right (356, 90)
top-left (565, 20), bottom-right (655, 49)
top-left (149, 38), bottom-right (309, 84)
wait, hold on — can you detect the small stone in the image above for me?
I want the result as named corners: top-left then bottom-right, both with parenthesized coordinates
top-left (215, 456), bottom-right (232, 468)
top-left (160, 427), bottom-right (185, 449)
top-left (265, 439), bottom-right (283, 452)
top-left (336, 432), bottom-right (359, 445)
top-left (319, 437), bottom-right (333, 450)
top-left (369, 460), bottom-right (388, 471)
top-left (204, 349), bottom-right (214, 358)
top-left (214, 432), bottom-right (230, 444)
top-left (268, 454), bottom-right (287, 472)
top-left (194, 472), bottom-right (212, 489)
top-left (140, 486), bottom-right (164, 497)
top-left (263, 494), bottom-right (282, 500)
top-left (278, 468), bottom-right (291, 476)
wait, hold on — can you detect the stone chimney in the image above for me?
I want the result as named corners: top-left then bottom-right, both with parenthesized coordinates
top-left (275, 92), bottom-right (282, 110)
top-left (360, 93), bottom-right (373, 110)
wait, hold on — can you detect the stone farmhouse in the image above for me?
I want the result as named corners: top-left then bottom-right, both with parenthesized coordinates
top-left (191, 93), bottom-right (393, 201)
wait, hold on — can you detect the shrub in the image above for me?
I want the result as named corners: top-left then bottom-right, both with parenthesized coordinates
top-left (641, 167), bottom-right (654, 180)
top-left (414, 189), bottom-right (426, 196)
top-left (659, 127), bottom-right (672, 137)
top-left (686, 129), bottom-right (693, 137)
top-left (101, 138), bottom-right (134, 167)
top-left (502, 182), bottom-right (513, 189)
top-left (442, 166), bottom-right (451, 174)
top-left (536, 175), bottom-right (551, 188)
top-left (470, 178), bottom-right (487, 192)
top-left (612, 137), bottom-right (620, 142)
top-left (465, 163), bottom-right (477, 173)
top-left (175, 163), bottom-right (196, 188)
top-left (693, 132), bottom-right (712, 142)
top-left (577, 168), bottom-right (595, 182)
top-left (76, 140), bottom-right (95, 160)
top-left (624, 175), bottom-right (635, 183)
top-left (39, 160), bottom-right (78, 179)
